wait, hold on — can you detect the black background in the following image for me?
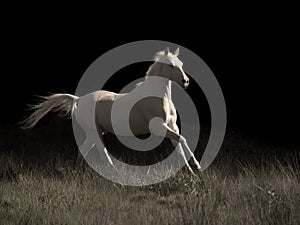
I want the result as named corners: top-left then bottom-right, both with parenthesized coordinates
top-left (1, 21), bottom-right (299, 148)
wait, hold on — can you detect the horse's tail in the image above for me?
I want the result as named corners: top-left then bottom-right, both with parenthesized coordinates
top-left (20, 93), bottom-right (79, 129)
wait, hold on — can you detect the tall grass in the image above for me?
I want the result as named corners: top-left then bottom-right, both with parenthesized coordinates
top-left (0, 122), bottom-right (299, 224)
top-left (1, 151), bottom-right (299, 225)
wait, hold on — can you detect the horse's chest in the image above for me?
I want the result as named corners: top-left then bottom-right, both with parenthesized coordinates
top-left (163, 99), bottom-right (176, 123)
top-left (163, 97), bottom-right (175, 112)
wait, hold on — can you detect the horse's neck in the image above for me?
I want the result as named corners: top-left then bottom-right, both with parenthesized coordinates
top-left (145, 62), bottom-right (172, 99)
top-left (143, 76), bottom-right (172, 99)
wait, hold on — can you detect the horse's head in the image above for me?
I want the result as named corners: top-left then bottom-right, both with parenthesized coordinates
top-left (153, 47), bottom-right (189, 89)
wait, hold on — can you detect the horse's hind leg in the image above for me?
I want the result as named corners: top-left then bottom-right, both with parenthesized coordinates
top-left (76, 136), bottom-right (95, 166)
top-left (94, 131), bottom-right (114, 168)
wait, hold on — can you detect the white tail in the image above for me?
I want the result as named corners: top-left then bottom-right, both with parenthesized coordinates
top-left (21, 93), bottom-right (79, 129)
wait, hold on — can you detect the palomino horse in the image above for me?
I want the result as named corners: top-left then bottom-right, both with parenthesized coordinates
top-left (22, 47), bottom-right (201, 175)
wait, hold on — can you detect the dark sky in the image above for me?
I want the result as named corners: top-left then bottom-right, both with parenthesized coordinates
top-left (1, 25), bottom-right (299, 145)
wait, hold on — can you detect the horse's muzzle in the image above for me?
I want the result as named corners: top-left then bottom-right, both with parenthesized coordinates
top-left (182, 78), bottom-right (189, 89)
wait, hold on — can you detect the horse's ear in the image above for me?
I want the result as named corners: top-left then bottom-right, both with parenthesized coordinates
top-left (174, 47), bottom-right (180, 56)
top-left (164, 47), bottom-right (170, 55)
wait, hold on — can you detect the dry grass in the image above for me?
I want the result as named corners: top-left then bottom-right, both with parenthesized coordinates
top-left (0, 151), bottom-right (299, 225)
top-left (1, 122), bottom-right (299, 224)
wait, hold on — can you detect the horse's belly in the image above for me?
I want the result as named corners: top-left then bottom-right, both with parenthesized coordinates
top-left (129, 114), bottom-right (150, 136)
top-left (107, 113), bottom-right (150, 136)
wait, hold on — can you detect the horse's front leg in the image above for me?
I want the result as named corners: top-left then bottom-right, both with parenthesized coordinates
top-left (178, 136), bottom-right (201, 171)
top-left (168, 122), bottom-right (201, 171)
top-left (149, 120), bottom-right (198, 175)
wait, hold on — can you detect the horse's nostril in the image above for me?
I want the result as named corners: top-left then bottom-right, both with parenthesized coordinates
top-left (182, 78), bottom-right (189, 84)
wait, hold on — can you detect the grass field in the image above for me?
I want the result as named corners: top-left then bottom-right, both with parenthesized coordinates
top-left (0, 121), bottom-right (300, 224)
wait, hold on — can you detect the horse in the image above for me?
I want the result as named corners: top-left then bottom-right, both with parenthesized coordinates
top-left (21, 47), bottom-right (201, 175)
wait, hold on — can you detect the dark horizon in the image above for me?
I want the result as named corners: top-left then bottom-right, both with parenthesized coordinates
top-left (1, 37), bottom-right (299, 146)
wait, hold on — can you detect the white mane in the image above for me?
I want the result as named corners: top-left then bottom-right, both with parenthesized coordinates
top-left (154, 47), bottom-right (183, 67)
top-left (137, 47), bottom-right (182, 86)
top-left (154, 51), bottom-right (171, 64)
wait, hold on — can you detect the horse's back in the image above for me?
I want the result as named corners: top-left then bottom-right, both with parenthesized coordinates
top-left (74, 89), bottom-right (176, 136)
top-left (74, 90), bottom-right (117, 132)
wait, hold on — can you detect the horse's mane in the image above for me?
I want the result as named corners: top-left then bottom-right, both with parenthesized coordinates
top-left (154, 50), bottom-right (171, 64)
top-left (137, 49), bottom-right (173, 86)
top-left (136, 62), bottom-right (161, 86)
top-left (144, 50), bottom-right (171, 78)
